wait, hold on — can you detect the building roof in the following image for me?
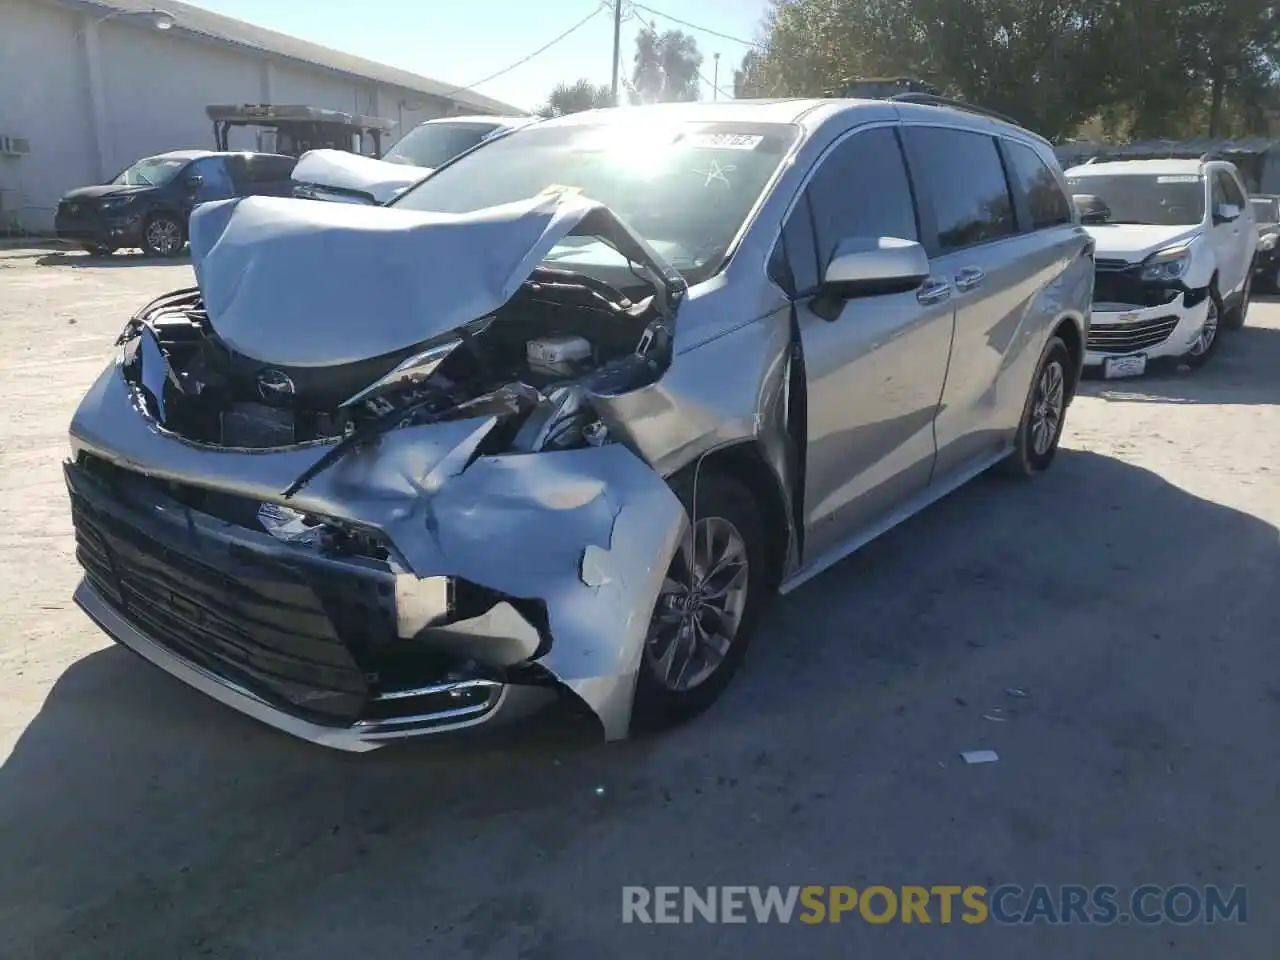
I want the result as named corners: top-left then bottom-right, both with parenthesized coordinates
top-left (50, 0), bottom-right (526, 117)
top-left (1057, 137), bottom-right (1280, 161)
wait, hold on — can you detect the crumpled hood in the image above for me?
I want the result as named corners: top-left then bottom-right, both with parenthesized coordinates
top-left (292, 149), bottom-right (431, 205)
top-left (187, 192), bottom-right (684, 368)
top-left (1084, 223), bottom-right (1201, 263)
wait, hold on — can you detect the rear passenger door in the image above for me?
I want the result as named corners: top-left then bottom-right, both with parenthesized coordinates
top-left (778, 125), bottom-right (955, 562)
top-left (902, 125), bottom-right (1043, 479)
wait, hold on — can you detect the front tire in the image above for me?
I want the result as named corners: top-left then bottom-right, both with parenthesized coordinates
top-left (632, 471), bottom-right (768, 732)
top-left (1180, 291), bottom-right (1222, 368)
top-left (999, 335), bottom-right (1071, 477)
top-left (142, 213), bottom-right (185, 258)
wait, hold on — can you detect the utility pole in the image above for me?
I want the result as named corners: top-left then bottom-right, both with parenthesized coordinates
top-left (713, 52), bottom-right (721, 100)
top-left (610, 0), bottom-right (623, 106)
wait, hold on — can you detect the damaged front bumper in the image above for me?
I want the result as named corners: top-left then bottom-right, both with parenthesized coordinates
top-left (1084, 291), bottom-right (1211, 366)
top-left (68, 360), bottom-right (687, 750)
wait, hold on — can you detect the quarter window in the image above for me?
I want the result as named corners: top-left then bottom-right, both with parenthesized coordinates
top-left (906, 127), bottom-right (1016, 252)
top-left (1003, 140), bottom-right (1072, 230)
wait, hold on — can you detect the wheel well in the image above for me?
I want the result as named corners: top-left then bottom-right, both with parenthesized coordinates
top-left (1053, 316), bottom-right (1083, 401)
top-left (674, 443), bottom-right (791, 591)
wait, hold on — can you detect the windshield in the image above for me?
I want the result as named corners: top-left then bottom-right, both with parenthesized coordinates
top-left (1066, 173), bottom-right (1206, 226)
top-left (1250, 197), bottom-right (1278, 225)
top-left (112, 156), bottom-right (188, 187)
top-left (383, 122), bottom-right (500, 168)
top-left (393, 121), bottom-right (799, 282)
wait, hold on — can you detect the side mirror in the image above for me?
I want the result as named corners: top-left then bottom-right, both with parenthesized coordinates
top-left (184, 174), bottom-right (203, 192)
top-left (1072, 193), bottom-right (1110, 225)
top-left (820, 236), bottom-right (930, 301)
top-left (1214, 203), bottom-right (1240, 224)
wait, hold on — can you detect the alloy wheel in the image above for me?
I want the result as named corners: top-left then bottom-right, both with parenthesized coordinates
top-left (146, 218), bottom-right (182, 256)
top-left (1188, 299), bottom-right (1219, 357)
top-left (1029, 359), bottom-right (1065, 457)
top-left (645, 515), bottom-right (749, 692)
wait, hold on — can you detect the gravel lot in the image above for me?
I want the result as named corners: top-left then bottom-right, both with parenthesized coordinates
top-left (2, 245), bottom-right (1277, 959)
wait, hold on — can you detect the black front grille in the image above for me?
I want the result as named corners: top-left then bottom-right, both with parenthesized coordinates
top-left (68, 461), bottom-right (399, 724)
top-left (1087, 315), bottom-right (1180, 354)
top-left (1092, 264), bottom-right (1180, 308)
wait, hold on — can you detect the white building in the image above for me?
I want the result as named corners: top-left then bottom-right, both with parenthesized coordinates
top-left (0, 0), bottom-right (524, 233)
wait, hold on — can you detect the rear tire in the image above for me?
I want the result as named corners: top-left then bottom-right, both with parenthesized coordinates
top-left (998, 335), bottom-right (1071, 478)
top-left (1180, 291), bottom-right (1222, 369)
top-left (631, 471), bottom-right (768, 733)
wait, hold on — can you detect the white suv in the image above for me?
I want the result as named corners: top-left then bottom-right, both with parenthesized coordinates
top-left (1065, 157), bottom-right (1257, 376)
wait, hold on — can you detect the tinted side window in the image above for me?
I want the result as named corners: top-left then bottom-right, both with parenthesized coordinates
top-left (188, 157), bottom-right (235, 195)
top-left (770, 191), bottom-right (821, 296)
top-left (805, 127), bottom-right (918, 265)
top-left (1211, 172), bottom-right (1228, 206)
top-left (906, 127), bottom-right (1016, 252)
top-left (249, 155), bottom-right (296, 182)
top-left (1003, 140), bottom-right (1072, 230)
top-left (1217, 170), bottom-right (1245, 207)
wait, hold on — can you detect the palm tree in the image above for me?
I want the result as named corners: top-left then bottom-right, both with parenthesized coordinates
top-left (538, 79), bottom-right (615, 118)
top-left (631, 24), bottom-right (703, 104)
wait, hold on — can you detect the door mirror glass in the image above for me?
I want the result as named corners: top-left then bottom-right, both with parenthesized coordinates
top-left (1072, 193), bottom-right (1111, 225)
top-left (1214, 202), bottom-right (1241, 224)
top-left (184, 174), bottom-right (204, 193)
top-left (820, 236), bottom-right (930, 300)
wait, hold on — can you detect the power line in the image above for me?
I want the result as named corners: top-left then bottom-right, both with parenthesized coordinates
top-left (439, 4), bottom-right (609, 99)
top-left (632, 3), bottom-right (764, 48)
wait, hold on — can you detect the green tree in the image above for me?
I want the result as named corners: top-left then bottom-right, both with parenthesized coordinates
top-left (733, 49), bottom-right (764, 98)
top-left (631, 24), bottom-right (703, 103)
top-left (749, 0), bottom-right (1279, 141)
top-left (538, 79), bottom-right (614, 118)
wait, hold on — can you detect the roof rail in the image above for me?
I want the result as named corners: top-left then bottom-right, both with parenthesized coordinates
top-left (889, 92), bottom-right (1018, 127)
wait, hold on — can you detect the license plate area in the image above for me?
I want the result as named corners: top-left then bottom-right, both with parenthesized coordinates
top-left (1103, 354), bottom-right (1147, 379)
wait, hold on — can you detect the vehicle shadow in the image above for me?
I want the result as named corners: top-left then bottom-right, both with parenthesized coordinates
top-left (34, 249), bottom-right (190, 269)
top-left (1078, 322), bottom-right (1280, 406)
top-left (2, 449), bottom-right (1277, 957)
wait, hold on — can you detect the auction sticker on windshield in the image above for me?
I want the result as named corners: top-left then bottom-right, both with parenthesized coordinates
top-left (1103, 354), bottom-right (1147, 378)
top-left (685, 133), bottom-right (764, 150)
top-left (1157, 175), bottom-right (1201, 183)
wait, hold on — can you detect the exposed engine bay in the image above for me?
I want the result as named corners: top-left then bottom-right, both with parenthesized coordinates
top-left (119, 267), bottom-right (671, 502)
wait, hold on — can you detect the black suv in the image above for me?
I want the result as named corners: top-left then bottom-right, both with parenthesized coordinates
top-left (55, 150), bottom-right (297, 257)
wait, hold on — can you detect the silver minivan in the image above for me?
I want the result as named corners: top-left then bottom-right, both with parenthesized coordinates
top-left (67, 98), bottom-right (1093, 751)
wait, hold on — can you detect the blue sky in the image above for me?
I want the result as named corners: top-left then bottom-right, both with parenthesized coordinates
top-left (187, 0), bottom-right (771, 113)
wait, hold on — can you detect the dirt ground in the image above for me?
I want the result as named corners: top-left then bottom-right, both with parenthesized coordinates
top-left (1, 245), bottom-right (1277, 959)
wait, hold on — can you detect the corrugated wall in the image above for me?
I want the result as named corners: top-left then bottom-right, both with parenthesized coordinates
top-left (0, 0), bottom-right (462, 233)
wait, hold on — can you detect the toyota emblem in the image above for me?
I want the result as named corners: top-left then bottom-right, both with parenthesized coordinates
top-left (256, 368), bottom-right (296, 402)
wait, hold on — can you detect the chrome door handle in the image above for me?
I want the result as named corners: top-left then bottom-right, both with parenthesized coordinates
top-left (916, 278), bottom-right (952, 306)
top-left (954, 267), bottom-right (986, 292)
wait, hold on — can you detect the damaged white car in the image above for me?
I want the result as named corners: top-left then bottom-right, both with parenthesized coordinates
top-left (292, 115), bottom-right (535, 205)
top-left (67, 100), bottom-right (1092, 751)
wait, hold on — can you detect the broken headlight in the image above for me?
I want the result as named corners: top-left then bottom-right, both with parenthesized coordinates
top-left (1139, 243), bottom-right (1191, 283)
